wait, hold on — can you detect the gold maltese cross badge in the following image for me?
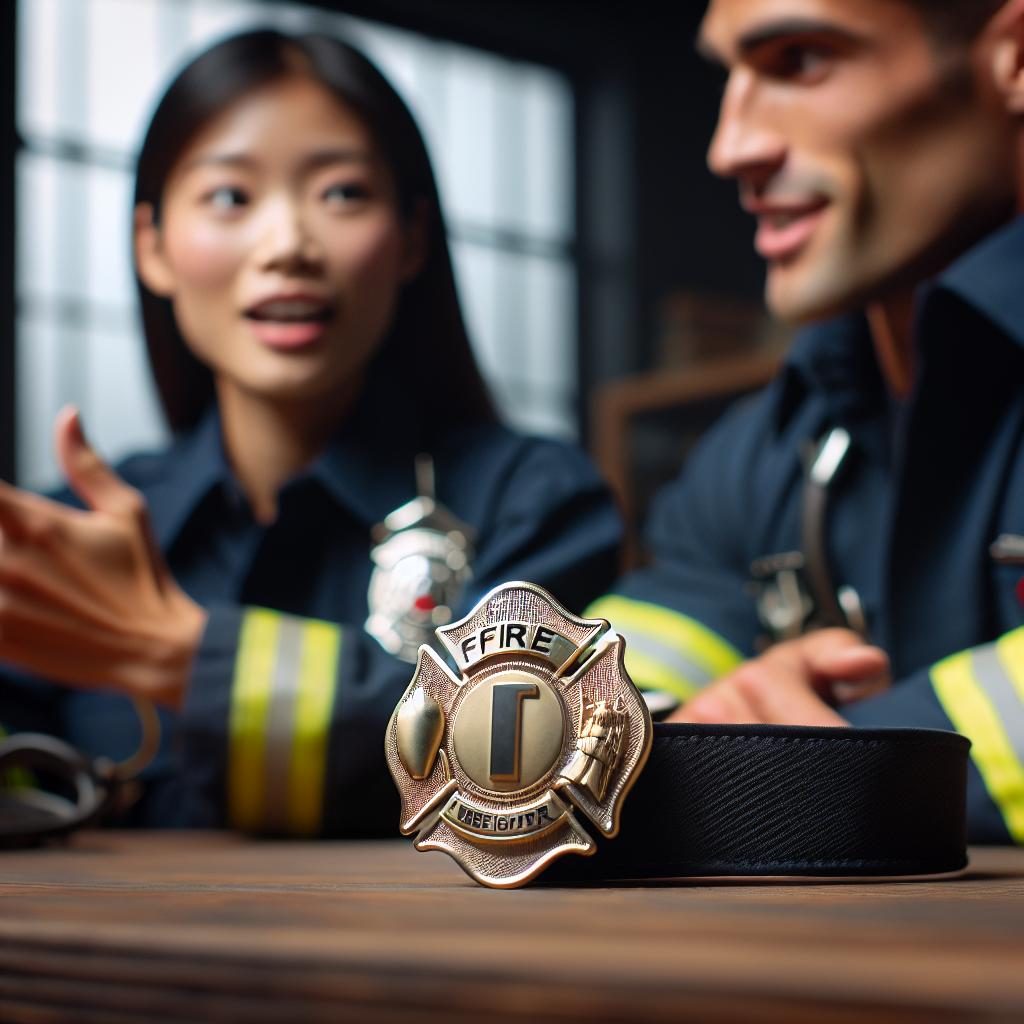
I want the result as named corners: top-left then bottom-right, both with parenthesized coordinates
top-left (385, 581), bottom-right (652, 888)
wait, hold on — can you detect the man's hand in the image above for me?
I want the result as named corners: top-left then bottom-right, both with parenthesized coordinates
top-left (0, 407), bottom-right (207, 709)
top-left (667, 628), bottom-right (890, 726)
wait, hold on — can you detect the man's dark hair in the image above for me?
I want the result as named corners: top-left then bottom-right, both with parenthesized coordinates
top-left (907, 0), bottom-right (1006, 42)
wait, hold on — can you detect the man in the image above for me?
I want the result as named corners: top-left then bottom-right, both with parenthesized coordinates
top-left (589, 0), bottom-right (1024, 842)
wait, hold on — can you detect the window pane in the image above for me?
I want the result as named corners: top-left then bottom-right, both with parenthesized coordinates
top-left (87, 0), bottom-right (164, 152)
top-left (491, 382), bottom-right (575, 440)
top-left (451, 243), bottom-right (576, 438)
top-left (15, 152), bottom-right (61, 300)
top-left (17, 314), bottom-right (167, 492)
top-left (521, 69), bottom-right (574, 242)
top-left (522, 253), bottom-right (576, 394)
top-left (17, 0), bottom-right (85, 143)
top-left (343, 19), bottom-right (423, 107)
top-left (82, 323), bottom-right (167, 466)
top-left (450, 241), bottom-right (500, 383)
top-left (17, 152), bottom-right (134, 311)
top-left (441, 49), bottom-right (501, 230)
top-left (185, 0), bottom-right (278, 49)
top-left (16, 316), bottom-right (65, 492)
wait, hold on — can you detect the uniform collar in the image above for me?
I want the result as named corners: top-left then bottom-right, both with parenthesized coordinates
top-left (147, 409), bottom-right (230, 551)
top-left (777, 213), bottom-right (1024, 427)
top-left (149, 367), bottom-right (429, 549)
top-left (925, 213), bottom-right (1024, 351)
top-left (304, 386), bottom-right (423, 530)
top-left (777, 314), bottom-right (884, 428)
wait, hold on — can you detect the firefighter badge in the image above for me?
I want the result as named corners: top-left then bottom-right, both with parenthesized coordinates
top-left (385, 581), bottom-right (652, 888)
top-left (366, 455), bottom-right (474, 663)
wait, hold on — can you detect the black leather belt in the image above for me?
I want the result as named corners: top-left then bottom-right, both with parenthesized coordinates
top-left (388, 583), bottom-right (972, 888)
top-left (545, 722), bottom-right (970, 882)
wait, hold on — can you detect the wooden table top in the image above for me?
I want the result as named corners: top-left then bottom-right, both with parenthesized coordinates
top-left (0, 832), bottom-right (1020, 1023)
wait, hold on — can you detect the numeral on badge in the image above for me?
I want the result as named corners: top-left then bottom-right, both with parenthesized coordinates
top-left (489, 682), bottom-right (539, 782)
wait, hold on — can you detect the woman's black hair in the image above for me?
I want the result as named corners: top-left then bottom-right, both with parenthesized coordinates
top-left (134, 28), bottom-right (495, 436)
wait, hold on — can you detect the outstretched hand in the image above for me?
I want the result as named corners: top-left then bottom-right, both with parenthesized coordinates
top-left (0, 407), bottom-right (207, 708)
top-left (667, 628), bottom-right (890, 727)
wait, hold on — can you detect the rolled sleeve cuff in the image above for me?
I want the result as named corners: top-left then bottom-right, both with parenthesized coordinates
top-left (585, 594), bottom-right (743, 703)
top-left (180, 606), bottom-right (342, 836)
top-left (845, 629), bottom-right (1024, 846)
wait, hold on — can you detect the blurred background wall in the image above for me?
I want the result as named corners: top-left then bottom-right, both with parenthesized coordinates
top-left (1, 0), bottom-right (769, 531)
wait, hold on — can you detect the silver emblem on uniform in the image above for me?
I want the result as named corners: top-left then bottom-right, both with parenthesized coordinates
top-left (366, 454), bottom-right (475, 663)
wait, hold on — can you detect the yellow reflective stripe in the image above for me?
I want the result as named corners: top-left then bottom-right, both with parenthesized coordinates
top-left (621, 648), bottom-right (699, 703)
top-left (228, 609), bottom-right (280, 831)
top-left (932, 645), bottom-right (1024, 843)
top-left (287, 620), bottom-right (342, 836)
top-left (587, 595), bottom-right (743, 685)
top-left (997, 628), bottom-right (1024, 704)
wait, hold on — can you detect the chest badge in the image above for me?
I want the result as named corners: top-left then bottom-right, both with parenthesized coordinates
top-left (385, 581), bottom-right (652, 888)
top-left (366, 455), bottom-right (474, 664)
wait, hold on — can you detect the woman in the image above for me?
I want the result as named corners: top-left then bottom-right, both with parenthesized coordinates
top-left (0, 30), bottom-right (620, 836)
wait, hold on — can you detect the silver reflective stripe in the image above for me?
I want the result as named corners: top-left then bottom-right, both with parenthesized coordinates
top-left (931, 636), bottom-right (1024, 842)
top-left (972, 645), bottom-right (1024, 762)
top-left (626, 632), bottom-right (716, 691)
top-left (261, 617), bottom-right (306, 833)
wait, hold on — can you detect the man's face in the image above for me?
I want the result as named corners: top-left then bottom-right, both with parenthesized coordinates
top-left (700, 0), bottom-right (1017, 322)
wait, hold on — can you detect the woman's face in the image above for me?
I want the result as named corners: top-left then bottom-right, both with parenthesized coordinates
top-left (135, 74), bottom-right (423, 413)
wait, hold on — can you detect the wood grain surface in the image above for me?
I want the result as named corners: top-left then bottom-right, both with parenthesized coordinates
top-left (0, 833), bottom-right (1020, 1023)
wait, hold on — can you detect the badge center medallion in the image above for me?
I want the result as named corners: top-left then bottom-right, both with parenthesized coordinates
top-left (451, 668), bottom-right (566, 793)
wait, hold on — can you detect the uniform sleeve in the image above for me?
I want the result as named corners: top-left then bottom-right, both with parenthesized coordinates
top-left (844, 626), bottom-right (1024, 845)
top-left (465, 437), bottom-right (623, 614)
top-left (586, 401), bottom-right (772, 705)
top-left (175, 439), bottom-right (622, 837)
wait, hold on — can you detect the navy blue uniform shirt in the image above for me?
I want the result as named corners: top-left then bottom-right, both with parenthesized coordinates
top-left (590, 214), bottom-right (1024, 844)
top-left (0, 389), bottom-right (622, 836)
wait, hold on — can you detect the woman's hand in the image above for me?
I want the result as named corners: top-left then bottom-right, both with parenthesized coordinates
top-left (667, 628), bottom-right (890, 727)
top-left (0, 408), bottom-right (207, 709)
